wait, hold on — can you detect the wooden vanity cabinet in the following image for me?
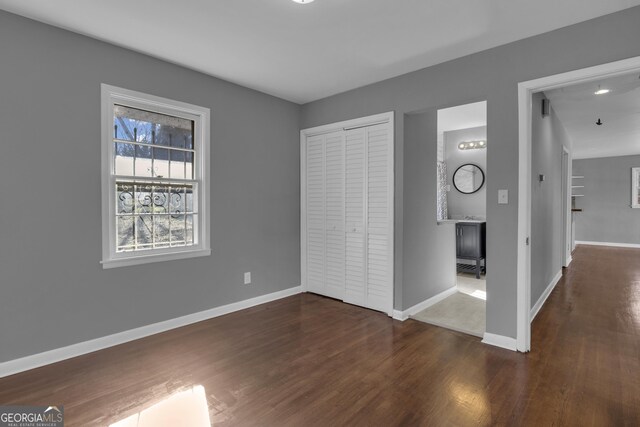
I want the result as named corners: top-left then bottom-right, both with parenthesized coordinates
top-left (455, 222), bottom-right (486, 279)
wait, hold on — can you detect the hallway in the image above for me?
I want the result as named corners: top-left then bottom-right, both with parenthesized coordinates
top-left (525, 244), bottom-right (640, 425)
top-left (0, 246), bottom-right (638, 426)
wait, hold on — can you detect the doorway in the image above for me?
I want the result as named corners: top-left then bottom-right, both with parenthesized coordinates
top-left (517, 56), bottom-right (640, 352)
top-left (410, 101), bottom-right (488, 338)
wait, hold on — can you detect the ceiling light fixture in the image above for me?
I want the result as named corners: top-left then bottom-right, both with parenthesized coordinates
top-left (291, 0), bottom-right (314, 3)
top-left (458, 140), bottom-right (487, 150)
top-left (594, 85), bottom-right (610, 95)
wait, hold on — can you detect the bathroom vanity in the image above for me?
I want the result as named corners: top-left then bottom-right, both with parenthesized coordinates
top-left (455, 221), bottom-right (486, 279)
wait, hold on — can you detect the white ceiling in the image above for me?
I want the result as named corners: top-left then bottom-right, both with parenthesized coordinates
top-left (545, 73), bottom-right (640, 159)
top-left (1, 0), bottom-right (639, 104)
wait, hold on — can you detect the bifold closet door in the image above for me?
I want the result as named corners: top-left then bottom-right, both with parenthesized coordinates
top-left (305, 134), bottom-right (325, 295)
top-left (344, 123), bottom-right (393, 313)
top-left (303, 115), bottom-right (393, 315)
top-left (323, 132), bottom-right (346, 299)
top-left (304, 131), bottom-right (345, 300)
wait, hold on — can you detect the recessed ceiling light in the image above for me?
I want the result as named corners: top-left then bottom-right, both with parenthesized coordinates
top-left (594, 85), bottom-right (610, 95)
top-left (292, 0), bottom-right (314, 3)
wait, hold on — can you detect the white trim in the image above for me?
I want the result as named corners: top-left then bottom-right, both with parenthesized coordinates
top-left (100, 84), bottom-right (211, 268)
top-left (101, 248), bottom-right (211, 269)
top-left (516, 81), bottom-right (533, 353)
top-left (516, 56), bottom-right (640, 353)
top-left (392, 286), bottom-right (457, 321)
top-left (301, 112), bottom-right (394, 138)
top-left (576, 241), bottom-right (640, 249)
top-left (530, 269), bottom-right (562, 322)
top-left (632, 167), bottom-right (640, 209)
top-left (0, 286), bottom-right (302, 379)
top-left (562, 146), bottom-right (572, 268)
top-left (481, 333), bottom-right (517, 351)
top-left (300, 112), bottom-right (395, 315)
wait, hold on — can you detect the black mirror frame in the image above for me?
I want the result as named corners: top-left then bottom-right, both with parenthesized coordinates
top-left (452, 163), bottom-right (485, 194)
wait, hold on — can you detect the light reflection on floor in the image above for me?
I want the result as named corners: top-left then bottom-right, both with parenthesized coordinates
top-left (469, 290), bottom-right (487, 300)
top-left (457, 274), bottom-right (487, 300)
top-left (110, 385), bottom-right (211, 427)
top-left (448, 380), bottom-right (490, 422)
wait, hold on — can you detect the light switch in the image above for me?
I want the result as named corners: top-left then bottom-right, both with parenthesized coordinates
top-left (498, 189), bottom-right (508, 204)
top-left (244, 272), bottom-right (251, 285)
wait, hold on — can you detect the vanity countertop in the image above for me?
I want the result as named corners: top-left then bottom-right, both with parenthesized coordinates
top-left (437, 219), bottom-right (486, 224)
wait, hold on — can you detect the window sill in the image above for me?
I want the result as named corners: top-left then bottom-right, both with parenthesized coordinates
top-left (101, 248), bottom-right (211, 269)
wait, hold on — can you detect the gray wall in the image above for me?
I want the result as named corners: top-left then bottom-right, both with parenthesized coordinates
top-left (573, 155), bottom-right (640, 244)
top-left (0, 11), bottom-right (301, 362)
top-left (403, 113), bottom-right (457, 307)
top-left (444, 126), bottom-right (487, 219)
top-left (300, 6), bottom-right (640, 335)
top-left (530, 94), bottom-right (569, 308)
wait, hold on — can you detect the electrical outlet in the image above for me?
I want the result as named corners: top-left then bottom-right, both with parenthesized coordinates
top-left (244, 272), bottom-right (251, 285)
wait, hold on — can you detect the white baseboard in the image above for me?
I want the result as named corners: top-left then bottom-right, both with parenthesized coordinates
top-left (0, 286), bottom-right (302, 379)
top-left (392, 286), bottom-right (457, 321)
top-left (530, 269), bottom-right (563, 322)
top-left (576, 240), bottom-right (640, 249)
top-left (481, 332), bottom-right (517, 351)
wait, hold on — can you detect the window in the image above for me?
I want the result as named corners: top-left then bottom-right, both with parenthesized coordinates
top-left (633, 167), bottom-right (640, 209)
top-left (101, 84), bottom-right (210, 268)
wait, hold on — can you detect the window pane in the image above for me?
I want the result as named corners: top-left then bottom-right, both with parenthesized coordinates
top-left (135, 184), bottom-right (153, 214)
top-left (186, 152), bottom-right (194, 179)
top-left (115, 182), bottom-right (195, 252)
top-left (114, 105), bottom-right (193, 147)
top-left (170, 215), bottom-right (185, 246)
top-left (136, 215), bottom-right (153, 249)
top-left (153, 185), bottom-right (169, 214)
top-left (170, 186), bottom-right (185, 214)
top-left (116, 183), bottom-right (135, 215)
top-left (170, 150), bottom-right (185, 179)
top-left (114, 142), bottom-right (135, 175)
top-left (117, 216), bottom-right (135, 251)
top-left (186, 187), bottom-right (194, 213)
top-left (154, 147), bottom-right (169, 178)
top-left (154, 215), bottom-right (170, 248)
top-left (186, 214), bottom-right (194, 244)
top-left (134, 145), bottom-right (153, 177)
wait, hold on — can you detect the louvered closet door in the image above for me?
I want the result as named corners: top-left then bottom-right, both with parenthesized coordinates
top-left (344, 128), bottom-right (367, 306)
top-left (323, 132), bottom-right (346, 299)
top-left (303, 113), bottom-right (393, 315)
top-left (305, 134), bottom-right (325, 295)
top-left (344, 124), bottom-right (393, 313)
top-left (304, 131), bottom-right (345, 299)
top-left (364, 124), bottom-right (393, 313)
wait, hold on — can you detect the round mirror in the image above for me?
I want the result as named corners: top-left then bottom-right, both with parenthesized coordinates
top-left (453, 164), bottom-right (485, 194)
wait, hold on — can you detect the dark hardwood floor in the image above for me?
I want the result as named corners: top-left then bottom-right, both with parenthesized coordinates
top-left (1, 245), bottom-right (639, 426)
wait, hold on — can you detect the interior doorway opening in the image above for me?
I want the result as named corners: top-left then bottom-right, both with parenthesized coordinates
top-left (410, 101), bottom-right (488, 338)
top-left (517, 56), bottom-right (640, 352)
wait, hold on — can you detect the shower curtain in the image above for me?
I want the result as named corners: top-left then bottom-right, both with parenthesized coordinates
top-left (437, 161), bottom-right (448, 221)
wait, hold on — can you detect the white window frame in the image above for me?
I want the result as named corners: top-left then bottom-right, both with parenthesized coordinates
top-left (632, 167), bottom-right (640, 209)
top-left (100, 84), bottom-right (211, 268)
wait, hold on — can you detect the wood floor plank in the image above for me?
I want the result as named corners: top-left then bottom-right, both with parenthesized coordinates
top-left (1, 245), bottom-right (639, 426)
